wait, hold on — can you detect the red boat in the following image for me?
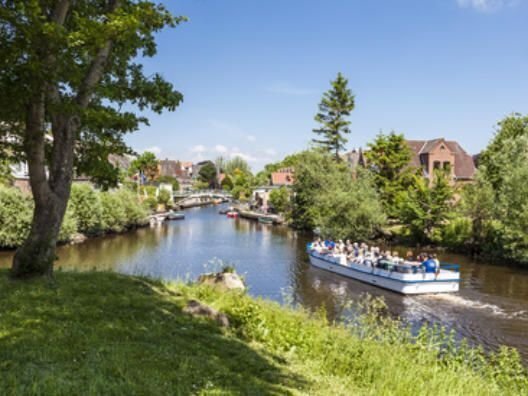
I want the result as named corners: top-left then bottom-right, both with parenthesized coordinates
top-left (226, 211), bottom-right (239, 218)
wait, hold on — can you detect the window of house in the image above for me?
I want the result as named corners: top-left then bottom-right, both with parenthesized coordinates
top-left (433, 161), bottom-right (441, 169)
top-left (443, 161), bottom-right (451, 171)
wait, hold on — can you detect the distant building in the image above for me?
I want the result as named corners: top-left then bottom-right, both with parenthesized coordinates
top-left (271, 167), bottom-right (294, 186)
top-left (158, 159), bottom-right (183, 178)
top-left (342, 148), bottom-right (366, 170)
top-left (406, 138), bottom-right (476, 183)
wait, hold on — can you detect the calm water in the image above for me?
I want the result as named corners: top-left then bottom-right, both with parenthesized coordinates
top-left (1, 205), bottom-right (527, 360)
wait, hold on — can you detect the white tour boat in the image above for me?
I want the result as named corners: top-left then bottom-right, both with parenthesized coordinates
top-left (306, 244), bottom-right (460, 295)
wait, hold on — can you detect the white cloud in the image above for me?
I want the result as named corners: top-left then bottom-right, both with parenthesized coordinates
top-left (456, 0), bottom-right (518, 12)
top-left (143, 146), bottom-right (161, 156)
top-left (190, 144), bottom-right (207, 153)
top-left (265, 81), bottom-right (315, 96)
top-left (264, 148), bottom-right (277, 157)
top-left (214, 144), bottom-right (228, 153)
top-left (246, 135), bottom-right (256, 142)
top-left (229, 152), bottom-right (257, 162)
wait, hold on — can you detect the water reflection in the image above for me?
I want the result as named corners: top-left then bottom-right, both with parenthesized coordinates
top-left (0, 205), bottom-right (527, 360)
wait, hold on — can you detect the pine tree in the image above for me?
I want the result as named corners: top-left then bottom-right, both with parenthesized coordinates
top-left (312, 73), bottom-right (355, 159)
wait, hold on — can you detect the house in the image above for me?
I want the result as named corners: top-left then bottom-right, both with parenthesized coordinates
top-left (406, 138), bottom-right (476, 184)
top-left (252, 185), bottom-right (280, 211)
top-left (342, 148), bottom-right (366, 170)
top-left (271, 167), bottom-right (294, 186)
top-left (158, 159), bottom-right (183, 178)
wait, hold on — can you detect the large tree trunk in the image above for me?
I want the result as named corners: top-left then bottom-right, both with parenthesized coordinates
top-left (10, 0), bottom-right (119, 279)
top-left (11, 191), bottom-right (68, 278)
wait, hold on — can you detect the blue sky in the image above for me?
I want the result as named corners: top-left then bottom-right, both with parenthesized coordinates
top-left (127, 0), bottom-right (528, 170)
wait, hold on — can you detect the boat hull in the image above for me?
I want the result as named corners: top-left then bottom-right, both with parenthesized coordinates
top-left (307, 251), bottom-right (459, 295)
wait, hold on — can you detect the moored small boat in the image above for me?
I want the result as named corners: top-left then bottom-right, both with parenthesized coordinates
top-left (258, 216), bottom-right (274, 225)
top-left (167, 211), bottom-right (185, 220)
top-left (306, 244), bottom-right (460, 295)
top-left (226, 211), bottom-right (239, 218)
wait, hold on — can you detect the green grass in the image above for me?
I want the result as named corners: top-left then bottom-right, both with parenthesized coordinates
top-left (0, 270), bottom-right (526, 395)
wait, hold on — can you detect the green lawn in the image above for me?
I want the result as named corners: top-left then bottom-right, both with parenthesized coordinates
top-left (0, 270), bottom-right (526, 395)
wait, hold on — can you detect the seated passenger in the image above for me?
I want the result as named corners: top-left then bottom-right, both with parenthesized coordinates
top-left (421, 255), bottom-right (438, 274)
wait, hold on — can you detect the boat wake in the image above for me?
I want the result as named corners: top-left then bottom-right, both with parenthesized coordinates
top-left (420, 294), bottom-right (528, 320)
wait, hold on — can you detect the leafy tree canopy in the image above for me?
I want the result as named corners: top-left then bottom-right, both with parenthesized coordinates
top-left (365, 132), bottom-right (418, 217)
top-left (224, 156), bottom-right (251, 176)
top-left (396, 170), bottom-right (454, 243)
top-left (291, 150), bottom-right (386, 240)
top-left (198, 162), bottom-right (217, 188)
top-left (130, 151), bottom-right (159, 183)
top-left (0, 1), bottom-right (185, 277)
top-left (312, 73), bottom-right (355, 159)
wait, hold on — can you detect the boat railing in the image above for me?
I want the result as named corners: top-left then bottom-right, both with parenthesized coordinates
top-left (439, 263), bottom-right (460, 272)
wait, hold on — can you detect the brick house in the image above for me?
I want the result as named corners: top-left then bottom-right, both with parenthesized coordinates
top-left (406, 138), bottom-right (476, 184)
top-left (271, 167), bottom-right (294, 186)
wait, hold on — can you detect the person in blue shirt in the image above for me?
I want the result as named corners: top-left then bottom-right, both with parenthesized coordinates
top-left (421, 255), bottom-right (437, 273)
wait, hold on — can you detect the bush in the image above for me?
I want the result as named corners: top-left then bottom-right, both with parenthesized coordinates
top-left (115, 189), bottom-right (149, 226)
top-left (0, 187), bottom-right (33, 247)
top-left (0, 186), bottom-right (77, 248)
top-left (68, 183), bottom-right (103, 235)
top-left (143, 196), bottom-right (158, 211)
top-left (100, 191), bottom-right (128, 233)
top-left (157, 188), bottom-right (171, 206)
top-left (434, 216), bottom-right (473, 250)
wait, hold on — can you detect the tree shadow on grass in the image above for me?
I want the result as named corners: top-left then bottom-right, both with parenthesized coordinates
top-left (0, 271), bottom-right (309, 395)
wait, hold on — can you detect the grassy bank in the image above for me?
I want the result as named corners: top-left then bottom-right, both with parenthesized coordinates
top-left (0, 270), bottom-right (526, 395)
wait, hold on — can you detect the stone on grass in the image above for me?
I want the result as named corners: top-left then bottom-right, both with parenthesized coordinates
top-left (183, 300), bottom-right (229, 327)
top-left (198, 272), bottom-right (245, 292)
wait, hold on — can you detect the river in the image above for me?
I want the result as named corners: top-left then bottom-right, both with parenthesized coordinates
top-left (1, 205), bottom-right (527, 360)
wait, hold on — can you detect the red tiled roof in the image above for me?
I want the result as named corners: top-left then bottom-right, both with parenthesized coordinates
top-left (271, 168), bottom-right (294, 186)
top-left (405, 139), bottom-right (476, 180)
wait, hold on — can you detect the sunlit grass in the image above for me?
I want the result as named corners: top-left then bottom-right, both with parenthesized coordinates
top-left (0, 270), bottom-right (526, 395)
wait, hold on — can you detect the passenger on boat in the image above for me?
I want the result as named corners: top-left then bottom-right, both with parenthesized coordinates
top-left (421, 255), bottom-right (438, 273)
top-left (337, 240), bottom-right (345, 254)
top-left (325, 239), bottom-right (336, 250)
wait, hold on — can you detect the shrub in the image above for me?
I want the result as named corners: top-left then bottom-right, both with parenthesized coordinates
top-left (115, 189), bottom-right (149, 226)
top-left (435, 216), bottom-right (473, 250)
top-left (157, 188), bottom-right (171, 206)
top-left (0, 187), bottom-right (77, 248)
top-left (0, 187), bottom-right (33, 247)
top-left (100, 191), bottom-right (128, 233)
top-left (143, 196), bottom-right (158, 211)
top-left (68, 184), bottom-right (103, 235)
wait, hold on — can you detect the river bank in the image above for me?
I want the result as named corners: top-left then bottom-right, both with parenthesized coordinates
top-left (1, 270), bottom-right (526, 395)
top-left (1, 205), bottom-right (527, 362)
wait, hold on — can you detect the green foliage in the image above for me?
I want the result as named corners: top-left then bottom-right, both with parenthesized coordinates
top-left (157, 176), bottom-right (180, 191)
top-left (221, 174), bottom-right (234, 191)
top-left (198, 162), bottom-right (217, 188)
top-left (436, 216), bottom-right (473, 250)
top-left (192, 180), bottom-right (210, 191)
top-left (0, 187), bottom-right (34, 247)
top-left (313, 73), bottom-right (356, 159)
top-left (365, 131), bottom-right (418, 217)
top-left (0, 158), bottom-right (13, 186)
top-left (397, 170), bottom-right (454, 243)
top-left (68, 184), bottom-right (147, 236)
top-left (1, 271), bottom-right (525, 395)
top-left (463, 114), bottom-right (528, 265)
top-left (224, 156), bottom-right (251, 176)
top-left (143, 196), bottom-right (158, 211)
top-left (100, 191), bottom-right (128, 233)
top-left (291, 150), bottom-right (386, 239)
top-left (268, 187), bottom-right (290, 214)
top-left (157, 188), bottom-right (171, 206)
top-left (68, 184), bottom-right (104, 235)
top-left (130, 152), bottom-right (159, 183)
top-left (0, 187), bottom-right (77, 247)
top-left (0, 1), bottom-right (185, 188)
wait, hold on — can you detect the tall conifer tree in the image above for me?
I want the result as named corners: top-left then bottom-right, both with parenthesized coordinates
top-left (312, 73), bottom-right (355, 159)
